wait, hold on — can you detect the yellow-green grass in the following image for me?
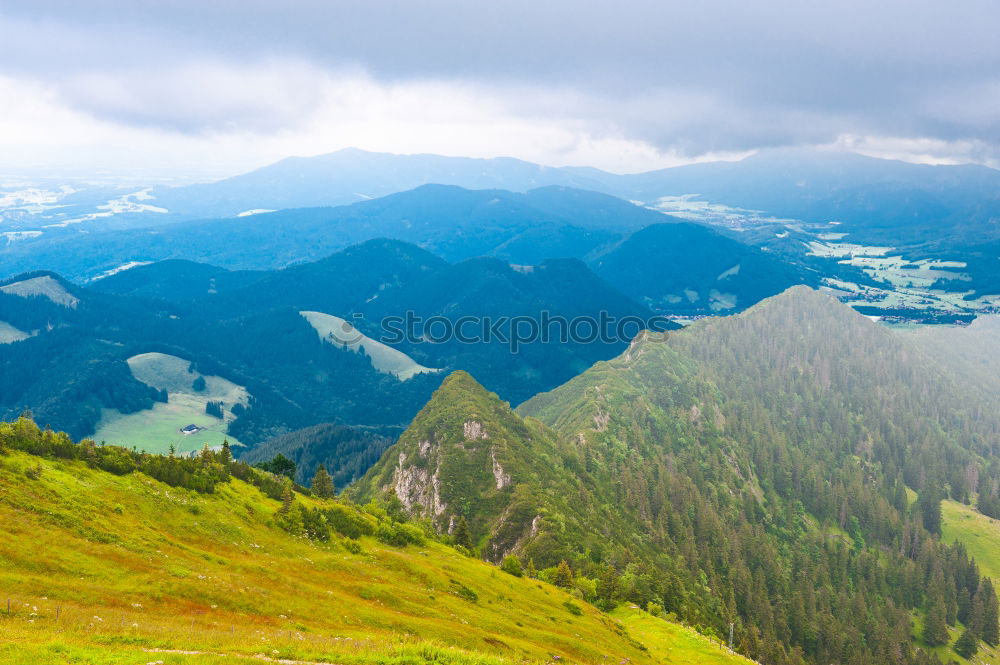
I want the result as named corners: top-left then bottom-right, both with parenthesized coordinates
top-left (942, 499), bottom-right (1000, 583)
top-left (93, 352), bottom-right (249, 454)
top-left (610, 606), bottom-right (757, 665)
top-left (0, 450), bottom-right (745, 665)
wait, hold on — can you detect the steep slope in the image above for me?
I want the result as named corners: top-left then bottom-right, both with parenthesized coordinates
top-left (590, 222), bottom-right (816, 313)
top-left (351, 371), bottom-right (603, 561)
top-left (0, 420), bottom-right (753, 665)
top-left (369, 287), bottom-right (1000, 665)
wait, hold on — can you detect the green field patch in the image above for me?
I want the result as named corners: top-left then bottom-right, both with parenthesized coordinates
top-left (0, 319), bottom-right (31, 343)
top-left (301, 310), bottom-right (441, 381)
top-left (942, 499), bottom-right (1000, 582)
top-left (92, 352), bottom-right (249, 454)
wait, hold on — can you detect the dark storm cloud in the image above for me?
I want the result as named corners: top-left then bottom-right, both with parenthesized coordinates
top-left (1, 0), bottom-right (998, 156)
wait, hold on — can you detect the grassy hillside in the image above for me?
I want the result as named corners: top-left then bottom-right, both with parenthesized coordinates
top-left (301, 310), bottom-right (441, 381)
top-left (0, 442), bottom-right (751, 665)
top-left (942, 499), bottom-right (1000, 582)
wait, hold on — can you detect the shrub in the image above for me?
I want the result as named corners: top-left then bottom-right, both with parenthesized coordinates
top-left (326, 503), bottom-right (375, 539)
top-left (450, 580), bottom-right (478, 603)
top-left (376, 521), bottom-right (426, 547)
top-left (300, 507), bottom-right (331, 542)
top-left (501, 554), bottom-right (523, 577)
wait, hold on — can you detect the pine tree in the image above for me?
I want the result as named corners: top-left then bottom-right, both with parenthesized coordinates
top-left (970, 585), bottom-right (987, 636)
top-left (553, 560), bottom-right (574, 588)
top-left (453, 517), bottom-right (473, 549)
top-left (220, 440), bottom-right (233, 464)
top-left (918, 486), bottom-right (942, 535)
top-left (953, 628), bottom-right (978, 659)
top-left (311, 465), bottom-right (335, 499)
top-left (923, 598), bottom-right (950, 646)
top-left (981, 578), bottom-right (999, 646)
top-left (524, 558), bottom-right (538, 579)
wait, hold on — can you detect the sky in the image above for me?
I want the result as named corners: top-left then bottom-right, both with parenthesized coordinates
top-left (1, 0), bottom-right (998, 180)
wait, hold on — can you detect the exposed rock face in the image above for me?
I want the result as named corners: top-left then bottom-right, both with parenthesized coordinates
top-left (463, 420), bottom-right (488, 440)
top-left (389, 450), bottom-right (446, 517)
top-left (490, 448), bottom-right (511, 489)
top-left (355, 371), bottom-right (560, 561)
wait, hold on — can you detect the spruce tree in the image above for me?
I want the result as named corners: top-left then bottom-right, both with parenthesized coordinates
top-left (970, 585), bottom-right (987, 636)
top-left (220, 440), bottom-right (233, 464)
top-left (918, 486), bottom-right (943, 535)
top-left (953, 628), bottom-right (978, 659)
top-left (454, 517), bottom-right (473, 549)
top-left (923, 598), bottom-right (950, 646)
top-left (311, 465), bottom-right (335, 498)
top-left (524, 558), bottom-right (538, 579)
top-left (981, 578), bottom-right (999, 646)
top-left (553, 560), bottom-right (574, 588)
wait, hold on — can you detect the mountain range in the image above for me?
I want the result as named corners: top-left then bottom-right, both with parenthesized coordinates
top-left (5, 146), bottom-right (1000, 665)
top-left (0, 238), bottom-right (671, 450)
top-left (5, 147), bottom-right (999, 325)
top-left (354, 285), bottom-right (1000, 664)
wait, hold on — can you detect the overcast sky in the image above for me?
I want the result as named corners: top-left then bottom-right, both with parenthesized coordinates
top-left (1, 0), bottom-right (998, 179)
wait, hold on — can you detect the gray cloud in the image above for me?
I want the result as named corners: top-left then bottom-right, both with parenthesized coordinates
top-left (1, 0), bottom-right (998, 162)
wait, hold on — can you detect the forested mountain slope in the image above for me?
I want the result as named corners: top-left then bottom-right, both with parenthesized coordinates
top-left (360, 287), bottom-right (1000, 665)
top-left (591, 222), bottom-right (817, 313)
top-left (0, 240), bottom-right (659, 446)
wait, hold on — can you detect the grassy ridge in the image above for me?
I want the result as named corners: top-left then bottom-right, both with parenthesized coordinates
top-left (0, 448), bottom-right (749, 665)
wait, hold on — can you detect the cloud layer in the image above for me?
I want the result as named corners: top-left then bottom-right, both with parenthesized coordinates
top-left (1, 0), bottom-right (997, 176)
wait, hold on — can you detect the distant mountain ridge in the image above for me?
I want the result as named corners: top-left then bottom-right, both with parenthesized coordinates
top-left (0, 185), bottom-right (663, 281)
top-left (13, 183), bottom-right (824, 317)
